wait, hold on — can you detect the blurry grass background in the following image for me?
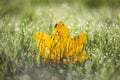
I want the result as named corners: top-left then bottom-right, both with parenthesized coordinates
top-left (0, 0), bottom-right (120, 80)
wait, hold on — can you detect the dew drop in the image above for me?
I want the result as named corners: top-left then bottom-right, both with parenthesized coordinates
top-left (8, 23), bottom-right (11, 26)
top-left (106, 53), bottom-right (108, 56)
top-left (72, 70), bottom-right (77, 76)
top-left (55, 40), bottom-right (58, 42)
top-left (59, 69), bottom-right (63, 74)
top-left (56, 31), bottom-right (59, 35)
top-left (104, 56), bottom-right (106, 59)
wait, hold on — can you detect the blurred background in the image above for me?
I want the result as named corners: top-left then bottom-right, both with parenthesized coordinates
top-left (0, 0), bottom-right (120, 80)
top-left (0, 0), bottom-right (120, 16)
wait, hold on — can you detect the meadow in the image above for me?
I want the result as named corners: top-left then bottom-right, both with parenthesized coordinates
top-left (0, 0), bottom-right (120, 80)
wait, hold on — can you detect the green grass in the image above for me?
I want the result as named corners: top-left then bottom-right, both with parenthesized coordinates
top-left (0, 2), bottom-right (120, 80)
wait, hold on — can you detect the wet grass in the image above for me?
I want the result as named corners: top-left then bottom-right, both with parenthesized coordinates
top-left (0, 3), bottom-right (120, 80)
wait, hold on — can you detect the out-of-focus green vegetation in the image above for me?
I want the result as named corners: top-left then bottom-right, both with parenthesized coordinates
top-left (0, 0), bottom-right (120, 80)
top-left (1, 0), bottom-right (120, 16)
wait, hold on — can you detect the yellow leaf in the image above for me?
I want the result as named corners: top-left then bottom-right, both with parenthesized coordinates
top-left (77, 53), bottom-right (89, 62)
top-left (34, 32), bottom-right (51, 59)
top-left (34, 21), bottom-right (88, 64)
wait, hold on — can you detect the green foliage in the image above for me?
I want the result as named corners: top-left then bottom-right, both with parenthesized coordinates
top-left (82, 0), bottom-right (120, 7)
top-left (0, 1), bottom-right (120, 80)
